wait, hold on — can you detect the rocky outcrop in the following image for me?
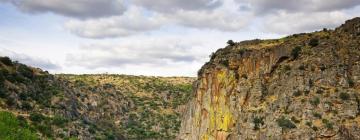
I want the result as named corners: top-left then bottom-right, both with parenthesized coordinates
top-left (179, 17), bottom-right (360, 140)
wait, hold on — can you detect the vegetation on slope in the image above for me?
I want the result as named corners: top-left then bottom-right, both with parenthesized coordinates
top-left (0, 56), bottom-right (195, 139)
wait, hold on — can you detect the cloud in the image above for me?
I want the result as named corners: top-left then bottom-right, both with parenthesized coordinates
top-left (64, 3), bottom-right (251, 39)
top-left (65, 38), bottom-right (206, 69)
top-left (263, 11), bottom-right (351, 34)
top-left (1, 0), bottom-right (126, 19)
top-left (132, 0), bottom-right (222, 13)
top-left (236, 0), bottom-right (360, 14)
top-left (172, 9), bottom-right (250, 31)
top-left (0, 48), bottom-right (61, 70)
top-left (64, 7), bottom-right (166, 38)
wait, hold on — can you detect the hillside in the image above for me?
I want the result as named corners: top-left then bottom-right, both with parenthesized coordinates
top-left (179, 18), bottom-right (360, 139)
top-left (0, 57), bottom-right (195, 139)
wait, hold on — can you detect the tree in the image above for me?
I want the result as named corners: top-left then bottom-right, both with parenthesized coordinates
top-left (291, 46), bottom-right (302, 59)
top-left (0, 57), bottom-right (13, 66)
top-left (227, 40), bottom-right (235, 46)
top-left (309, 38), bottom-right (319, 47)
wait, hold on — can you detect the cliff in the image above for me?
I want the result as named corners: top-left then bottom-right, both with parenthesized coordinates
top-left (179, 17), bottom-right (360, 140)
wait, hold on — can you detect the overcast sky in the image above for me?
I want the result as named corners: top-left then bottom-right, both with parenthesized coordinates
top-left (0, 0), bottom-right (359, 76)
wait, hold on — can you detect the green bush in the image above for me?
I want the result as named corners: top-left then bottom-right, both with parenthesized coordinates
top-left (291, 46), bottom-right (302, 59)
top-left (35, 124), bottom-right (52, 137)
top-left (312, 112), bottom-right (322, 119)
top-left (340, 92), bottom-right (350, 100)
top-left (227, 40), bottom-right (235, 46)
top-left (283, 65), bottom-right (291, 71)
top-left (0, 111), bottom-right (38, 140)
top-left (21, 102), bottom-right (33, 111)
top-left (30, 113), bottom-right (46, 123)
top-left (5, 97), bottom-right (16, 106)
top-left (253, 116), bottom-right (264, 130)
top-left (322, 119), bottom-right (333, 129)
top-left (0, 89), bottom-right (7, 98)
top-left (293, 90), bottom-right (302, 97)
top-left (348, 78), bottom-right (355, 87)
top-left (52, 115), bottom-right (68, 127)
top-left (310, 97), bottom-right (320, 106)
top-left (0, 57), bottom-right (13, 66)
top-left (277, 116), bottom-right (296, 129)
top-left (17, 64), bottom-right (33, 79)
top-left (309, 38), bottom-right (319, 47)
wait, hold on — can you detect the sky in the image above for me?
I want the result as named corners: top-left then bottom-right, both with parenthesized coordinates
top-left (0, 0), bottom-right (359, 76)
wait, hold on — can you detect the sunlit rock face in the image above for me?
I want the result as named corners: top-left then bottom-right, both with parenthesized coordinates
top-left (179, 17), bottom-right (360, 140)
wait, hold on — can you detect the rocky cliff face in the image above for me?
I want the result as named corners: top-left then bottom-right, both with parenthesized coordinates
top-left (179, 17), bottom-right (360, 140)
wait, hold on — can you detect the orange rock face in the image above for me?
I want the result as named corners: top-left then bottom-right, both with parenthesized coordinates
top-left (178, 18), bottom-right (360, 140)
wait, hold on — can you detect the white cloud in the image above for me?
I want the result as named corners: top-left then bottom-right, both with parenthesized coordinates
top-left (1, 0), bottom-right (126, 19)
top-left (0, 48), bottom-right (61, 70)
top-left (236, 0), bottom-right (360, 14)
top-left (64, 7), bottom-right (166, 38)
top-left (132, 0), bottom-right (222, 13)
top-left (64, 2), bottom-right (251, 39)
top-left (263, 11), bottom-right (351, 34)
top-left (65, 37), bottom-right (207, 69)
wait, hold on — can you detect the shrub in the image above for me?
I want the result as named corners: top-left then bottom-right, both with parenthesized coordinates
top-left (312, 126), bottom-right (318, 131)
top-left (220, 60), bottom-right (229, 67)
top-left (253, 116), bottom-right (264, 130)
top-left (277, 116), bottom-right (296, 129)
top-left (283, 65), bottom-right (291, 71)
top-left (36, 124), bottom-right (52, 137)
top-left (17, 64), bottom-right (33, 79)
top-left (0, 89), bottom-right (7, 98)
top-left (0, 57), bottom-right (13, 66)
top-left (310, 97), bottom-right (320, 106)
top-left (19, 92), bottom-right (28, 100)
top-left (309, 38), bottom-right (319, 47)
top-left (316, 89), bottom-right (324, 94)
top-left (21, 102), bottom-right (33, 111)
top-left (227, 40), bottom-right (235, 46)
top-left (291, 46), bottom-right (302, 59)
top-left (241, 74), bottom-right (248, 79)
top-left (209, 52), bottom-right (216, 60)
top-left (305, 121), bottom-right (312, 127)
top-left (298, 65), bottom-right (305, 70)
top-left (293, 90), bottom-right (302, 97)
top-left (30, 113), bottom-right (45, 123)
top-left (322, 119), bottom-right (333, 129)
top-left (340, 92), bottom-right (350, 100)
top-left (52, 115), bottom-right (68, 127)
top-left (312, 112), bottom-right (322, 119)
top-left (347, 78), bottom-right (355, 87)
top-left (5, 97), bottom-right (16, 106)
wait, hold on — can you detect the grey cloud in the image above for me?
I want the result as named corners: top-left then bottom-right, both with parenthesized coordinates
top-left (0, 49), bottom-right (61, 70)
top-left (237, 0), bottom-right (360, 14)
top-left (64, 6), bottom-right (251, 39)
top-left (65, 40), bottom-right (201, 69)
top-left (132, 0), bottom-right (222, 13)
top-left (64, 7), bottom-right (166, 38)
top-left (1, 0), bottom-right (126, 19)
top-left (263, 11), bottom-right (351, 34)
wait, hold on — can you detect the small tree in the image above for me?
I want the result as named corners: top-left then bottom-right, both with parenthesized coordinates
top-left (277, 116), bottom-right (296, 129)
top-left (0, 56), bottom-right (13, 66)
top-left (227, 40), bottom-right (235, 46)
top-left (309, 38), bottom-right (319, 47)
top-left (291, 46), bottom-right (302, 59)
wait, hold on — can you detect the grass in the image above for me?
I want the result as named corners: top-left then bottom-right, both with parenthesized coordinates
top-left (0, 111), bottom-right (39, 140)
